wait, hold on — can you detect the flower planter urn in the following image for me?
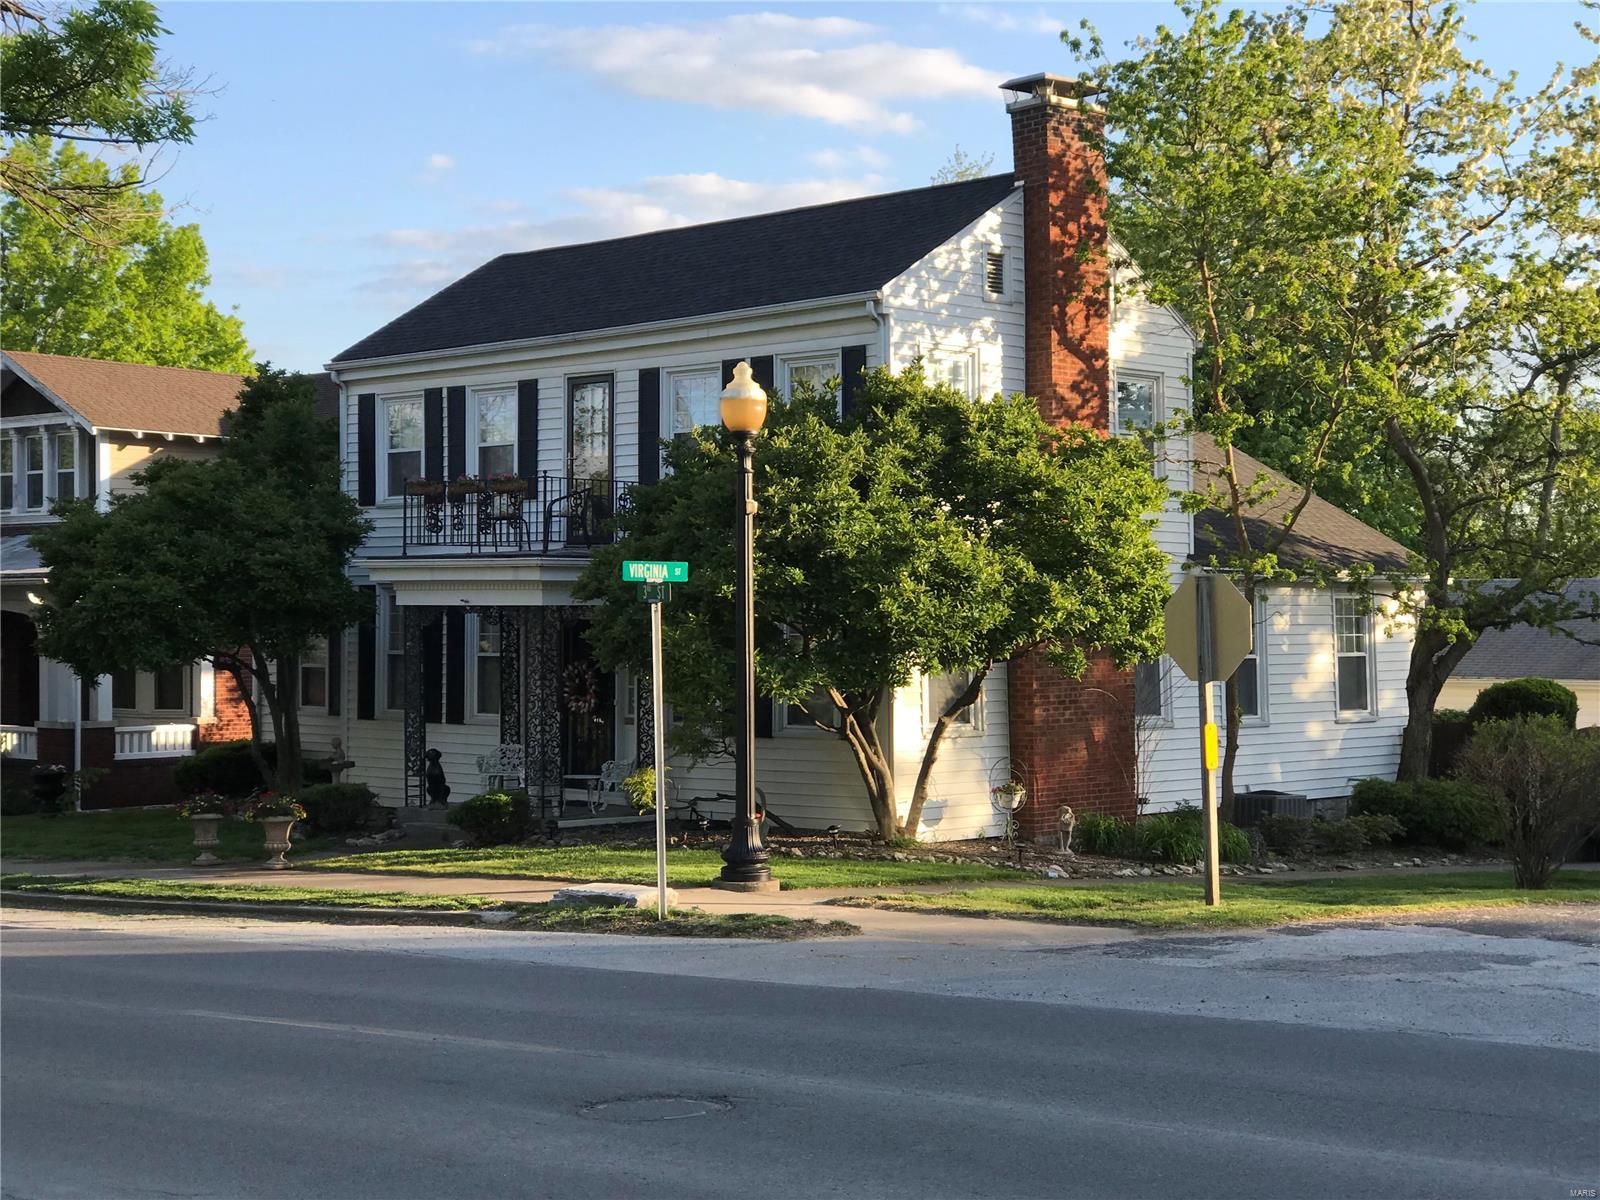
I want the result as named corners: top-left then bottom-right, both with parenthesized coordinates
top-left (260, 816), bottom-right (297, 869)
top-left (190, 814), bottom-right (225, 866)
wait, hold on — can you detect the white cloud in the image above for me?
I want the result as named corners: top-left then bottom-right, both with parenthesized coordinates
top-left (807, 145), bottom-right (890, 171)
top-left (939, 5), bottom-right (1065, 36)
top-left (425, 152), bottom-right (456, 172)
top-left (363, 170), bottom-right (883, 298)
top-left (470, 12), bottom-right (1001, 133)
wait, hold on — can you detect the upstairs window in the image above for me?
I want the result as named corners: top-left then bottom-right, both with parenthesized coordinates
top-left (299, 639), bottom-right (328, 710)
top-left (1114, 375), bottom-right (1158, 434)
top-left (153, 664), bottom-right (187, 712)
top-left (0, 438), bottom-right (12, 510)
top-left (1334, 596), bottom-right (1374, 716)
top-left (54, 434), bottom-right (75, 502)
top-left (668, 369), bottom-right (721, 436)
top-left (985, 251), bottom-right (1006, 296)
top-left (474, 390), bottom-right (516, 478)
top-left (384, 397), bottom-right (424, 497)
top-left (23, 434), bottom-right (44, 509)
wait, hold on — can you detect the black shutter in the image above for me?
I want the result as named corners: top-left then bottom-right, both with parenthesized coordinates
top-left (444, 609), bottom-right (466, 724)
top-left (423, 615), bottom-right (443, 725)
top-left (78, 428), bottom-right (95, 499)
top-left (721, 359), bottom-right (740, 387)
top-left (423, 388), bottom-right (444, 481)
top-left (356, 586), bottom-right (376, 719)
top-left (446, 385), bottom-right (466, 481)
top-left (839, 345), bottom-right (868, 420)
top-left (749, 355), bottom-right (774, 395)
top-left (517, 379), bottom-right (539, 479)
top-left (356, 394), bottom-right (376, 505)
top-left (755, 696), bottom-right (774, 738)
top-left (327, 628), bottom-right (343, 717)
top-left (638, 368), bottom-right (661, 484)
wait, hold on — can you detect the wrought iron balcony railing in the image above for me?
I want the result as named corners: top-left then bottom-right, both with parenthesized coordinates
top-left (401, 473), bottom-right (633, 556)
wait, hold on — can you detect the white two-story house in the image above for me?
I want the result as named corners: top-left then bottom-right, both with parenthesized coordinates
top-left (309, 74), bottom-right (1414, 839)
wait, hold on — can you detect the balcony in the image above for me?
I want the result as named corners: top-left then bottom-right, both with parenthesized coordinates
top-left (402, 474), bottom-right (634, 557)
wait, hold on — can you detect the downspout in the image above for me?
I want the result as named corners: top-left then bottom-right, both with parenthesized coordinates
top-left (327, 367), bottom-right (355, 765)
top-left (866, 295), bottom-right (889, 372)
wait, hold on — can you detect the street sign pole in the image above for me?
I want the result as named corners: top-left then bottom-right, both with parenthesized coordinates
top-left (1195, 576), bottom-right (1221, 906)
top-left (650, 598), bottom-right (668, 920)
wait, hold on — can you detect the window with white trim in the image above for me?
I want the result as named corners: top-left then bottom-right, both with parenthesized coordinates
top-left (23, 433), bottom-right (44, 509)
top-left (384, 594), bottom-right (406, 711)
top-left (473, 389), bottom-right (516, 478)
top-left (298, 639), bottom-right (328, 711)
top-left (924, 669), bottom-right (982, 733)
top-left (474, 615), bottom-right (501, 717)
top-left (1134, 658), bottom-right (1167, 719)
top-left (927, 350), bottom-right (977, 400)
top-left (667, 368), bottom-right (721, 437)
top-left (0, 437), bottom-right (12, 511)
top-left (782, 686), bottom-right (841, 733)
top-left (782, 354), bottom-right (841, 402)
top-left (1114, 373), bottom-right (1159, 434)
top-left (383, 397), bottom-right (424, 498)
top-left (1334, 595), bottom-right (1374, 715)
top-left (1233, 596), bottom-right (1268, 721)
top-left (54, 433), bottom-right (75, 502)
top-left (153, 663), bottom-right (187, 712)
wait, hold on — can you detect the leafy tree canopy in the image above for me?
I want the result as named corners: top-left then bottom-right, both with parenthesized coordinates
top-left (1, 138), bottom-right (251, 372)
top-left (577, 366), bottom-right (1170, 839)
top-left (1, 0), bottom-right (199, 241)
top-left (31, 367), bottom-right (371, 790)
top-left (930, 145), bottom-right (995, 183)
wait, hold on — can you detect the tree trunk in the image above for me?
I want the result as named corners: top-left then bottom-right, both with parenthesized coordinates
top-left (1396, 625), bottom-right (1474, 782)
top-left (274, 651), bottom-right (304, 793)
top-left (904, 666), bottom-right (990, 838)
top-left (836, 690), bottom-right (900, 840)
top-left (217, 651), bottom-right (272, 788)
top-left (1220, 675), bottom-right (1241, 822)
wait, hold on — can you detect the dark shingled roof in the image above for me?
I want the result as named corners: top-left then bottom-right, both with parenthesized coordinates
top-left (1189, 433), bottom-right (1413, 573)
top-left (333, 174), bottom-right (1019, 363)
top-left (1454, 580), bottom-right (1600, 682)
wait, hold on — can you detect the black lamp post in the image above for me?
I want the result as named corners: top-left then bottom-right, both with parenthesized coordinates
top-left (716, 361), bottom-right (776, 891)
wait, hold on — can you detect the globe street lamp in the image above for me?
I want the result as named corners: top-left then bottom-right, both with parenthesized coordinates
top-left (716, 361), bottom-right (777, 891)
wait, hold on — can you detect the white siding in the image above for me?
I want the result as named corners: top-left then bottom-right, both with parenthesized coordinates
top-left (1141, 586), bottom-right (1412, 807)
top-left (892, 665), bottom-right (1011, 841)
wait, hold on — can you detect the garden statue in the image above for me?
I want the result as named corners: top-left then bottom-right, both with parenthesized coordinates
top-left (328, 737), bottom-right (355, 784)
top-left (425, 748), bottom-right (450, 808)
top-left (1059, 804), bottom-right (1076, 857)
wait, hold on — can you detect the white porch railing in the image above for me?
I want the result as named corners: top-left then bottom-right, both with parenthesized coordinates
top-left (114, 723), bottom-right (197, 760)
top-left (0, 725), bottom-right (37, 760)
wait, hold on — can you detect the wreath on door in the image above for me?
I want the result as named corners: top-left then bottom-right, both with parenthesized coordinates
top-left (562, 661), bottom-right (603, 726)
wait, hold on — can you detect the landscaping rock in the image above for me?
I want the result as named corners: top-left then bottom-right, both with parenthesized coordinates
top-left (551, 884), bottom-right (678, 910)
top-left (1138, 867), bottom-right (1154, 877)
top-left (1114, 868), bottom-right (1137, 878)
top-left (1336, 862), bottom-right (1359, 870)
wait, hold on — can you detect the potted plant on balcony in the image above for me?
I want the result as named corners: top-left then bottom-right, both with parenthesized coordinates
top-left (447, 474), bottom-right (485, 500)
top-left (244, 791), bottom-right (307, 869)
top-left (179, 790), bottom-right (229, 866)
top-left (485, 471), bottom-right (529, 497)
top-left (404, 478), bottom-right (445, 499)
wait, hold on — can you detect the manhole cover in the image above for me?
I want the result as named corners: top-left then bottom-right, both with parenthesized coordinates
top-left (580, 1095), bottom-right (733, 1123)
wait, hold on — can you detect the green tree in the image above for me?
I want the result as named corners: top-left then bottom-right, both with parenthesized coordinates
top-left (1, 0), bottom-right (199, 242)
top-left (1, 138), bottom-right (252, 371)
top-left (930, 145), bottom-right (995, 184)
top-left (1077, 0), bottom-right (1600, 783)
top-left (31, 367), bottom-right (371, 792)
top-left (577, 367), bottom-right (1170, 840)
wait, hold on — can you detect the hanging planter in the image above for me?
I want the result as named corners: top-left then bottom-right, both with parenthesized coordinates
top-left (485, 474), bottom-right (529, 496)
top-left (405, 479), bottom-right (445, 499)
top-left (447, 476), bottom-right (485, 500)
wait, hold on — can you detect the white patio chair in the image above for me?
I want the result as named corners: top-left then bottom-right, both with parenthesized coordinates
top-left (476, 744), bottom-right (525, 793)
top-left (584, 759), bottom-right (632, 814)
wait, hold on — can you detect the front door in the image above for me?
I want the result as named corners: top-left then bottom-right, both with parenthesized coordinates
top-left (560, 621), bottom-right (615, 785)
top-left (567, 374), bottom-right (612, 483)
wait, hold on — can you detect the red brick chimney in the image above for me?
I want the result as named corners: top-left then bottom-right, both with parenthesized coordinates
top-left (1002, 74), bottom-right (1137, 839)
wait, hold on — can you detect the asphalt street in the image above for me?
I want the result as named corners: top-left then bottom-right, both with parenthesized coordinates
top-left (3, 910), bottom-right (1597, 1199)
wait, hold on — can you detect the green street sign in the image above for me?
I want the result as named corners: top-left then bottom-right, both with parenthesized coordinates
top-left (622, 560), bottom-right (689, 584)
top-left (637, 582), bottom-right (669, 603)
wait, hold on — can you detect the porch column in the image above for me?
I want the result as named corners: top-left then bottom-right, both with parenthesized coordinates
top-left (524, 607), bottom-right (565, 823)
top-left (401, 605), bottom-right (428, 806)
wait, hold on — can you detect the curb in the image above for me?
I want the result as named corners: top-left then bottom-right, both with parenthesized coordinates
top-left (0, 889), bottom-right (514, 927)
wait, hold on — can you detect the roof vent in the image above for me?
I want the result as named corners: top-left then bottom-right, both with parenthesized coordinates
top-left (985, 252), bottom-right (1006, 295)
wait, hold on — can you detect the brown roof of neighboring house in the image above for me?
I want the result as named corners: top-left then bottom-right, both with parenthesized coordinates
top-left (1189, 433), bottom-right (1413, 573)
top-left (3, 350), bottom-right (245, 438)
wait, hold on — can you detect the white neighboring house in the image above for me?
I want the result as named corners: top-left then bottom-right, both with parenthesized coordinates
top-left (310, 73), bottom-right (1417, 839)
top-left (1435, 580), bottom-right (1600, 727)
top-left (0, 351), bottom-right (255, 805)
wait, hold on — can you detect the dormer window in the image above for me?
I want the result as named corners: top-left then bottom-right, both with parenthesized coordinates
top-left (985, 251), bottom-right (1006, 296)
top-left (22, 434), bottom-right (44, 510)
top-left (0, 439), bottom-right (12, 511)
top-left (55, 434), bottom-right (75, 502)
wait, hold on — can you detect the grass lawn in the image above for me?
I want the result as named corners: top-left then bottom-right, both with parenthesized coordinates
top-left (310, 845), bottom-right (1031, 890)
top-left (1, 810), bottom-right (332, 864)
top-left (0, 873), bottom-right (857, 939)
top-left (836, 871), bottom-right (1600, 930)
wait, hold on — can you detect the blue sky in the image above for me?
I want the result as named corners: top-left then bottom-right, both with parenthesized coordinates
top-left (148, 1), bottom-right (1592, 370)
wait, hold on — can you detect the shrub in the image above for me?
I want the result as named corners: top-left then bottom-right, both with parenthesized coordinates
top-left (1258, 814), bottom-right (1315, 856)
top-left (1, 776), bottom-right (38, 816)
top-left (1458, 715), bottom-right (1600, 889)
top-left (1467, 678), bottom-right (1579, 730)
top-left (1311, 816), bottom-right (1368, 855)
top-left (1349, 777), bottom-right (1499, 850)
top-left (1346, 811), bottom-right (1405, 847)
top-left (173, 740), bottom-right (333, 797)
top-left (1139, 808), bottom-right (1251, 865)
top-left (299, 783), bottom-right (376, 834)
top-left (1076, 812), bottom-right (1138, 857)
top-left (1429, 709), bottom-right (1474, 777)
top-left (447, 790), bottom-right (532, 847)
